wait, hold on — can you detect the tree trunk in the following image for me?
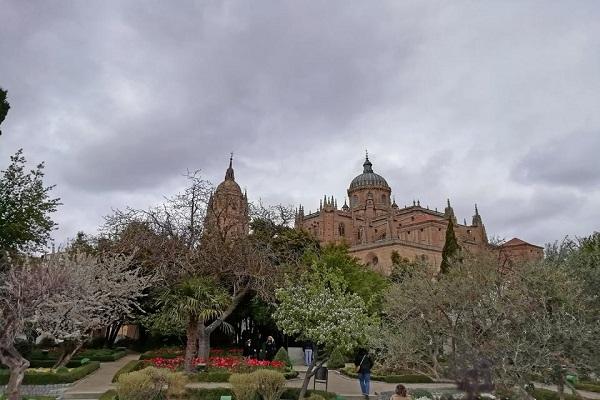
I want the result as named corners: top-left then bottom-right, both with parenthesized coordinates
top-left (197, 323), bottom-right (210, 360)
top-left (557, 380), bottom-right (565, 400)
top-left (184, 316), bottom-right (199, 373)
top-left (107, 321), bottom-right (123, 347)
top-left (54, 340), bottom-right (84, 368)
top-left (299, 346), bottom-right (325, 399)
top-left (0, 344), bottom-right (30, 400)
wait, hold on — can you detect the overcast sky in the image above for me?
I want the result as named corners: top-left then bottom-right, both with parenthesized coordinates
top-left (1, 1), bottom-right (599, 248)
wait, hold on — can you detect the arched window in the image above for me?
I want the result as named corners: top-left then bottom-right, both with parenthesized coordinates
top-left (352, 195), bottom-right (358, 207)
top-left (338, 223), bottom-right (345, 237)
top-left (381, 194), bottom-right (387, 204)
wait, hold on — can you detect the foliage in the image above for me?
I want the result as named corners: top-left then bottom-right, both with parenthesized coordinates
top-left (0, 87), bottom-right (9, 136)
top-left (306, 245), bottom-right (389, 313)
top-left (273, 347), bottom-right (292, 369)
top-left (439, 219), bottom-right (460, 274)
top-left (274, 255), bottom-right (377, 398)
top-left (374, 250), bottom-right (599, 390)
top-left (389, 251), bottom-right (421, 283)
top-left (116, 367), bottom-right (187, 400)
top-left (0, 149), bottom-right (61, 254)
top-left (327, 348), bottom-right (346, 369)
top-left (229, 373), bottom-right (258, 400)
top-left (146, 277), bottom-right (231, 336)
top-left (253, 369), bottom-right (286, 400)
top-left (0, 362), bottom-right (100, 385)
top-left (99, 390), bottom-right (117, 400)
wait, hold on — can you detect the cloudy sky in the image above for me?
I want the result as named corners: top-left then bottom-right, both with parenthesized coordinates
top-left (1, 1), bottom-right (599, 247)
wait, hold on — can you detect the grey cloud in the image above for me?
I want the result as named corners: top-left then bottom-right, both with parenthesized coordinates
top-left (1, 0), bottom-right (600, 247)
top-left (512, 131), bottom-right (600, 188)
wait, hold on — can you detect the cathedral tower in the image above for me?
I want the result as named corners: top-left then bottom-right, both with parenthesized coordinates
top-left (205, 155), bottom-right (249, 239)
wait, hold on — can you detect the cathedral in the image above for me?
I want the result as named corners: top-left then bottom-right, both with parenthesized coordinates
top-left (208, 154), bottom-right (543, 275)
top-left (294, 154), bottom-right (543, 274)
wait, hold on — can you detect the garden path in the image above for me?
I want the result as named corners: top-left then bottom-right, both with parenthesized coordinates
top-left (62, 353), bottom-right (140, 399)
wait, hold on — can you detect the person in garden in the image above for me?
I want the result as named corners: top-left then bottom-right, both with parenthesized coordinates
top-left (265, 336), bottom-right (277, 361)
top-left (354, 348), bottom-right (373, 399)
top-left (243, 339), bottom-right (256, 359)
top-left (390, 384), bottom-right (408, 400)
top-left (303, 340), bottom-right (315, 365)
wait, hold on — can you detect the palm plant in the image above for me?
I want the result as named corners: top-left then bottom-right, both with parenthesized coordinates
top-left (153, 277), bottom-right (231, 372)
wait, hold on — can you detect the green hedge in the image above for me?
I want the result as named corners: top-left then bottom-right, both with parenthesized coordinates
top-left (0, 361), bottom-right (100, 385)
top-left (191, 368), bottom-right (298, 382)
top-left (186, 388), bottom-right (336, 400)
top-left (575, 382), bottom-right (600, 393)
top-left (340, 366), bottom-right (433, 383)
top-left (0, 396), bottom-right (56, 400)
top-left (111, 360), bottom-right (149, 382)
top-left (28, 349), bottom-right (127, 363)
top-left (27, 360), bottom-right (83, 368)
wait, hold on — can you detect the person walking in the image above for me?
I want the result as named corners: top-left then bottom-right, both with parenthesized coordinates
top-left (354, 348), bottom-right (373, 399)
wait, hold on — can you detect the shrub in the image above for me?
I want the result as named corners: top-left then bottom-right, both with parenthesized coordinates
top-left (273, 347), bottom-right (293, 369)
top-left (410, 389), bottom-right (433, 399)
top-left (229, 373), bottom-right (257, 400)
top-left (116, 367), bottom-right (188, 400)
top-left (306, 394), bottom-right (326, 400)
top-left (254, 369), bottom-right (286, 400)
top-left (280, 388), bottom-right (336, 400)
top-left (575, 382), bottom-right (600, 393)
top-left (80, 358), bottom-right (91, 365)
top-left (56, 366), bottom-right (69, 373)
top-left (116, 369), bottom-right (154, 400)
top-left (327, 348), bottom-right (345, 369)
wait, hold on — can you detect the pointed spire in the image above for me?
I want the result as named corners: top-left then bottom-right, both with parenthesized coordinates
top-left (363, 151), bottom-right (373, 173)
top-left (464, 218), bottom-right (467, 225)
top-left (472, 203), bottom-right (483, 226)
top-left (225, 153), bottom-right (235, 180)
top-left (417, 199), bottom-right (420, 207)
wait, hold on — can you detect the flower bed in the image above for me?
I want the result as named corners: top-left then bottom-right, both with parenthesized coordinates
top-left (147, 356), bottom-right (285, 372)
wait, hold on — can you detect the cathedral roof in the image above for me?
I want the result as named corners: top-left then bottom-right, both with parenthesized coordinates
top-left (349, 155), bottom-right (390, 191)
top-left (216, 155), bottom-right (242, 194)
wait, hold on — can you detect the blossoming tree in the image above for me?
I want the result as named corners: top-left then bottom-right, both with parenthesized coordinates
top-left (274, 262), bottom-right (376, 399)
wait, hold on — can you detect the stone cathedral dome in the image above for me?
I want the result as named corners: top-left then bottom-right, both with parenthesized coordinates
top-left (349, 155), bottom-right (390, 190)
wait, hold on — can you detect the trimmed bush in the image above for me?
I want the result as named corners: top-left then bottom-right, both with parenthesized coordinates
top-left (327, 348), bottom-right (345, 369)
top-left (116, 367), bottom-right (187, 400)
top-left (306, 395), bottom-right (326, 400)
top-left (229, 373), bottom-right (258, 400)
top-left (409, 389), bottom-right (433, 399)
top-left (530, 389), bottom-right (579, 400)
top-left (0, 361), bottom-right (100, 385)
top-left (187, 388), bottom-right (234, 400)
top-left (194, 370), bottom-right (232, 382)
top-left (254, 369), bottom-right (286, 400)
top-left (112, 360), bottom-right (148, 383)
top-left (273, 347), bottom-right (293, 369)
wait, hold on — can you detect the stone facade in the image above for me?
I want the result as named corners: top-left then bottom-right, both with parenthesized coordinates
top-left (294, 155), bottom-right (542, 274)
